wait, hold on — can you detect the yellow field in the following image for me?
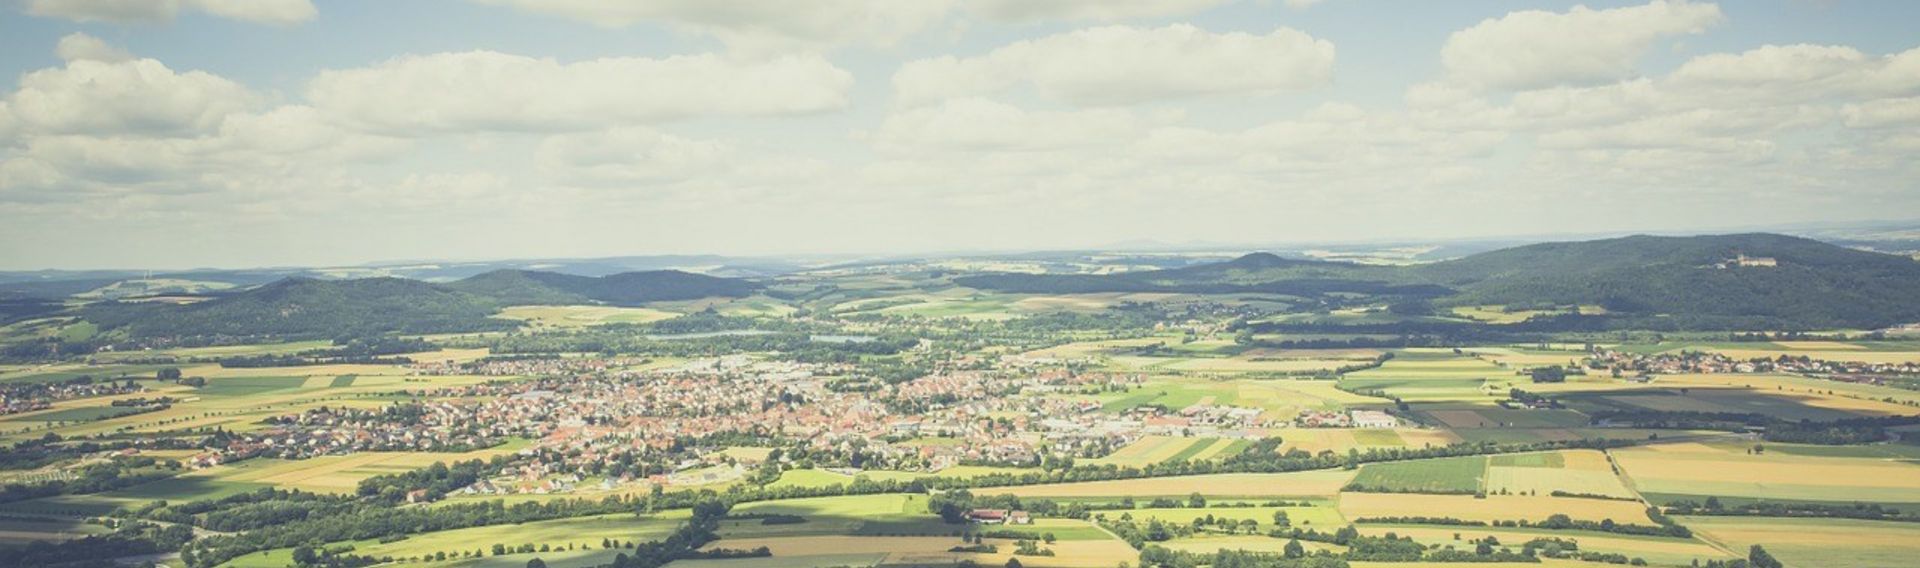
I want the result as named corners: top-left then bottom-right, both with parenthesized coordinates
top-left (1085, 436), bottom-right (1205, 467)
top-left (1356, 525), bottom-right (1732, 565)
top-left (194, 446), bottom-right (527, 494)
top-left (1125, 505), bottom-right (1345, 528)
top-left (1702, 347), bottom-right (1920, 364)
top-left (495, 305), bottom-right (679, 328)
top-left (1653, 373), bottom-right (1920, 408)
top-left (1486, 450), bottom-right (1633, 499)
top-left (1612, 446), bottom-right (1920, 503)
top-left (705, 535), bottom-right (1139, 568)
top-left (1680, 516), bottom-right (1920, 568)
top-left (991, 470), bottom-right (1357, 498)
top-left (1159, 535), bottom-right (1344, 555)
top-left (1770, 340), bottom-right (1866, 350)
top-left (1338, 494), bottom-right (1653, 524)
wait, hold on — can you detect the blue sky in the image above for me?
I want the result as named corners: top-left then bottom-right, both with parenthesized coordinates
top-left (1, 0), bottom-right (1917, 269)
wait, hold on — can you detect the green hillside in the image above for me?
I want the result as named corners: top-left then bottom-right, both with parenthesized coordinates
top-left (447, 269), bottom-right (760, 306)
top-left (83, 278), bottom-right (512, 339)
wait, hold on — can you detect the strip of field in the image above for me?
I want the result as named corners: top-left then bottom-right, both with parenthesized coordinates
top-left (495, 305), bottom-right (680, 328)
top-left (988, 470), bottom-right (1357, 498)
top-left (1679, 516), bottom-right (1920, 568)
top-left (1612, 446), bottom-right (1920, 504)
top-left (701, 535), bottom-right (1140, 568)
top-left (1485, 450), bottom-right (1633, 499)
top-left (1337, 493), bottom-right (1654, 524)
top-left (1158, 535), bottom-right (1345, 556)
top-left (1124, 504), bottom-right (1346, 528)
top-left (1356, 524), bottom-right (1732, 566)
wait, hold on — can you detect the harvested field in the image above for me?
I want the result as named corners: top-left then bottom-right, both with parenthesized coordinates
top-left (1338, 493), bottom-right (1654, 524)
top-left (702, 535), bottom-right (1139, 568)
top-left (1612, 446), bottom-right (1920, 504)
top-left (1680, 516), bottom-right (1920, 568)
top-left (992, 470), bottom-right (1357, 498)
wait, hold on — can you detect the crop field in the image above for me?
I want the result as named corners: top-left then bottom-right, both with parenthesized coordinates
top-left (1650, 373), bottom-right (1920, 408)
top-left (196, 449), bottom-right (523, 494)
top-left (1679, 516), bottom-right (1920, 568)
top-left (0, 475), bottom-right (271, 516)
top-left (1123, 503), bottom-right (1346, 528)
top-left (364, 512), bottom-right (684, 558)
top-left (1157, 535), bottom-right (1345, 556)
top-left (495, 305), bottom-right (680, 328)
top-left (1355, 524), bottom-right (1733, 566)
top-left (1337, 354), bottom-right (1516, 401)
top-left (1612, 446), bottom-right (1920, 505)
top-left (699, 535), bottom-right (1141, 568)
top-left (1561, 387), bottom-right (1888, 422)
top-left (88, 340), bottom-right (334, 363)
top-left (1347, 456), bottom-right (1486, 494)
top-left (1421, 406), bottom-right (1591, 429)
top-left (1095, 377), bottom-right (1373, 419)
top-left (1337, 493), bottom-right (1654, 524)
top-left (1085, 436), bottom-right (1243, 467)
top-left (0, 517), bottom-right (108, 546)
top-left (1485, 450), bottom-right (1633, 499)
top-left (991, 470), bottom-right (1358, 499)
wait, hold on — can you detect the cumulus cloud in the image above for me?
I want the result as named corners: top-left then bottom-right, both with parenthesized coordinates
top-left (5, 48), bottom-right (259, 137)
top-left (868, 98), bottom-right (1155, 152)
top-left (307, 51), bottom-right (853, 134)
top-left (25, 0), bottom-right (316, 25)
top-left (894, 24), bottom-right (1335, 106)
top-left (965, 0), bottom-right (1230, 23)
top-left (473, 0), bottom-right (949, 52)
top-left (1442, 0), bottom-right (1722, 90)
top-left (55, 33), bottom-right (134, 63)
top-left (537, 128), bottom-right (732, 185)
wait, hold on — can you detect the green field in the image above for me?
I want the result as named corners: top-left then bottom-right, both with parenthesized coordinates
top-left (1347, 456), bottom-right (1487, 494)
top-left (197, 376), bottom-right (309, 397)
top-left (4, 405), bottom-right (148, 423)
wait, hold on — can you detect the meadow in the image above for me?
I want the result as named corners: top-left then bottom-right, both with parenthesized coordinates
top-left (1678, 516), bottom-right (1920, 568)
top-left (989, 470), bottom-right (1357, 499)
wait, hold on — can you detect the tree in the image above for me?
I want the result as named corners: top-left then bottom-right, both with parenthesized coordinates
top-left (1530, 366), bottom-right (1567, 383)
top-left (1187, 492), bottom-right (1206, 508)
top-left (1005, 559), bottom-right (1023, 568)
top-left (526, 559), bottom-right (547, 568)
top-left (1272, 510), bottom-right (1291, 527)
top-left (158, 368), bottom-right (182, 381)
top-left (1284, 539), bottom-right (1305, 559)
top-left (292, 546), bottom-right (318, 566)
top-left (1749, 545), bottom-right (1783, 568)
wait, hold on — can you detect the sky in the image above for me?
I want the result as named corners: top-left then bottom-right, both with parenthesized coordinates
top-left (0, 0), bottom-right (1917, 270)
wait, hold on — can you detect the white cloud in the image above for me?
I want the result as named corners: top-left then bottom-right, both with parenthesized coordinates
top-left (4, 52), bottom-right (259, 137)
top-left (537, 128), bottom-right (732, 185)
top-left (1442, 0), bottom-right (1722, 90)
top-left (474, 0), bottom-right (950, 52)
top-left (307, 51), bottom-right (853, 134)
top-left (894, 24), bottom-right (1334, 106)
top-left (965, 0), bottom-right (1229, 23)
top-left (188, 0), bottom-right (316, 25)
top-left (25, 0), bottom-right (315, 25)
top-left (869, 98), bottom-right (1152, 152)
top-left (55, 33), bottom-right (134, 63)
top-left (1844, 97), bottom-right (1920, 129)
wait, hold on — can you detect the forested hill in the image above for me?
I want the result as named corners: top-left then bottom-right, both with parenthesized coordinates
top-left (1414, 233), bottom-right (1920, 329)
top-left (82, 277), bottom-right (513, 339)
top-left (447, 269), bottom-right (760, 306)
top-left (951, 253), bottom-right (1442, 297)
top-left (958, 233), bottom-right (1920, 329)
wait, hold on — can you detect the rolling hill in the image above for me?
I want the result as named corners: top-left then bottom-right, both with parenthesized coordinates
top-left (447, 269), bottom-right (760, 306)
top-left (958, 233), bottom-right (1920, 329)
top-left (82, 277), bottom-right (513, 339)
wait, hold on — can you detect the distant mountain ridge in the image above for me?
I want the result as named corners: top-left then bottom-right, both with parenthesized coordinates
top-left (958, 233), bottom-right (1920, 329)
top-left (447, 269), bottom-right (760, 306)
top-left (82, 269), bottom-right (762, 339)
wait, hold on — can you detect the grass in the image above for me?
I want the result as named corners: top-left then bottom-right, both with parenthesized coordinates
top-left (1338, 493), bottom-right (1654, 524)
top-left (4, 405), bottom-right (148, 423)
top-left (1347, 456), bottom-right (1487, 494)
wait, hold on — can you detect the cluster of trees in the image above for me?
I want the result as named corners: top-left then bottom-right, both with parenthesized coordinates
top-left (220, 336), bottom-right (436, 368)
top-left (0, 520), bottom-right (194, 567)
top-left (0, 456), bottom-right (175, 506)
top-left (1667, 497), bottom-right (1920, 522)
top-left (84, 277), bottom-right (516, 341)
top-left (1137, 545), bottom-right (1350, 568)
top-left (1350, 513), bottom-right (1691, 539)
